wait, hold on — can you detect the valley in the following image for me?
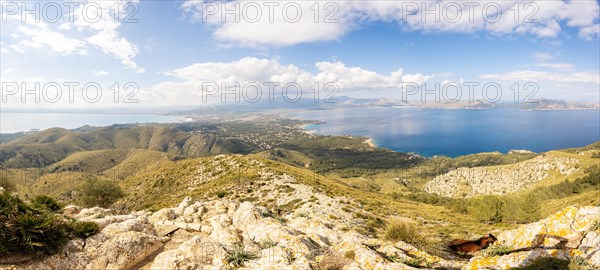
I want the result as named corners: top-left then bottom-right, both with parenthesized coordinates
top-left (0, 118), bottom-right (599, 269)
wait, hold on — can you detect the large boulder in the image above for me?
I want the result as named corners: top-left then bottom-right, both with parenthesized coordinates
top-left (497, 206), bottom-right (599, 250)
top-left (11, 214), bottom-right (164, 270)
top-left (468, 206), bottom-right (600, 269)
top-left (150, 236), bottom-right (224, 269)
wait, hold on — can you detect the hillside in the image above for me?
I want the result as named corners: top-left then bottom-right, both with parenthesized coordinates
top-left (423, 150), bottom-right (596, 198)
top-left (0, 125), bottom-right (255, 168)
top-left (2, 192), bottom-right (598, 269)
top-left (1, 123), bottom-right (599, 269)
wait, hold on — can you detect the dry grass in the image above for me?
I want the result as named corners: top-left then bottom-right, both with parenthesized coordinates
top-left (383, 218), bottom-right (427, 246)
top-left (313, 249), bottom-right (349, 270)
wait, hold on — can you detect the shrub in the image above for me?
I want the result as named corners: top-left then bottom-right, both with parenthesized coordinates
top-left (258, 237), bottom-right (276, 249)
top-left (13, 212), bottom-right (69, 254)
top-left (69, 221), bottom-right (100, 238)
top-left (343, 250), bottom-right (355, 260)
top-left (571, 255), bottom-right (592, 269)
top-left (0, 176), bottom-right (16, 193)
top-left (225, 242), bottom-right (257, 267)
top-left (32, 195), bottom-right (62, 212)
top-left (484, 245), bottom-right (513, 257)
top-left (216, 191), bottom-right (228, 198)
top-left (402, 258), bottom-right (432, 268)
top-left (383, 218), bottom-right (426, 246)
top-left (468, 195), bottom-right (505, 223)
top-left (591, 219), bottom-right (600, 232)
top-left (313, 249), bottom-right (349, 270)
top-left (80, 178), bottom-right (124, 208)
top-left (508, 257), bottom-right (569, 270)
top-left (0, 192), bottom-right (88, 255)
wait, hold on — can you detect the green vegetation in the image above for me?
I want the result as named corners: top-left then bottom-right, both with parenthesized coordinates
top-left (32, 195), bottom-right (62, 212)
top-left (559, 141), bottom-right (600, 154)
top-left (402, 258), bottom-right (432, 268)
top-left (343, 250), bottom-right (355, 260)
top-left (258, 238), bottom-right (276, 249)
top-left (68, 220), bottom-right (100, 239)
top-left (483, 245), bottom-right (513, 257)
top-left (0, 175), bottom-right (16, 193)
top-left (400, 165), bottom-right (600, 224)
top-left (225, 242), bottom-right (258, 268)
top-left (383, 218), bottom-right (426, 246)
top-left (216, 191), bottom-right (228, 198)
top-left (0, 191), bottom-right (98, 255)
top-left (278, 137), bottom-right (422, 177)
top-left (80, 178), bottom-right (124, 208)
top-left (2, 121), bottom-right (598, 248)
top-left (508, 257), bottom-right (569, 270)
top-left (590, 219), bottom-right (600, 232)
top-left (468, 195), bottom-right (506, 223)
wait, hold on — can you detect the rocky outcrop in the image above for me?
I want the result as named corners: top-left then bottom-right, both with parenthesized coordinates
top-left (467, 206), bottom-right (600, 269)
top-left (424, 154), bottom-right (580, 198)
top-left (8, 212), bottom-right (165, 270)
top-left (2, 173), bottom-right (598, 270)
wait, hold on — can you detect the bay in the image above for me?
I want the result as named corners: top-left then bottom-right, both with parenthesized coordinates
top-left (292, 107), bottom-right (600, 157)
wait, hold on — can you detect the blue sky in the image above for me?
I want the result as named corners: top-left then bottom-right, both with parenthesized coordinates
top-left (1, 0), bottom-right (599, 108)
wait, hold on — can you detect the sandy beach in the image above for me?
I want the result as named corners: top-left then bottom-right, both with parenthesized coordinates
top-left (365, 138), bottom-right (377, 148)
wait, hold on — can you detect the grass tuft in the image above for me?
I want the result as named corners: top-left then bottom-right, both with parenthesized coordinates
top-left (383, 218), bottom-right (426, 246)
top-left (313, 249), bottom-right (349, 270)
top-left (225, 242), bottom-right (258, 268)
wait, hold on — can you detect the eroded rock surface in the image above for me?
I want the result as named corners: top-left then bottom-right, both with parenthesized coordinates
top-left (2, 174), bottom-right (598, 270)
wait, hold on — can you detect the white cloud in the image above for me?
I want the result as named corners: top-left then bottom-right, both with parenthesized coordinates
top-left (535, 63), bottom-right (574, 70)
top-left (481, 70), bottom-right (599, 84)
top-left (152, 57), bottom-right (433, 104)
top-left (181, 0), bottom-right (600, 47)
top-left (533, 52), bottom-right (554, 61)
top-left (73, 0), bottom-right (144, 73)
top-left (87, 30), bottom-right (144, 73)
top-left (1, 0), bottom-right (143, 72)
top-left (579, 24), bottom-right (600, 40)
top-left (92, 70), bottom-right (110, 77)
top-left (13, 23), bottom-right (86, 55)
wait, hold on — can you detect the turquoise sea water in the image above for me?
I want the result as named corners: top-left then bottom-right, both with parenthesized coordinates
top-left (292, 108), bottom-right (600, 157)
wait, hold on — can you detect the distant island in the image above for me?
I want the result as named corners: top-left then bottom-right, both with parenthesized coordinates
top-left (330, 97), bottom-right (600, 111)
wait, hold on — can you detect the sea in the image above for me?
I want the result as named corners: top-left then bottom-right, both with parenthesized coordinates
top-left (292, 107), bottom-right (600, 157)
top-left (0, 112), bottom-right (188, 134)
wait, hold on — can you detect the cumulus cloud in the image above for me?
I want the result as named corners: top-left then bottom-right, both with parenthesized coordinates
top-left (181, 0), bottom-right (600, 47)
top-left (1, 0), bottom-right (143, 72)
top-left (10, 22), bottom-right (86, 55)
top-left (73, 0), bottom-right (144, 73)
top-left (152, 57), bottom-right (433, 104)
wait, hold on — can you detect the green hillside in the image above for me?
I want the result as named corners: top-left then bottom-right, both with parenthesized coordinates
top-left (1, 122), bottom-right (598, 240)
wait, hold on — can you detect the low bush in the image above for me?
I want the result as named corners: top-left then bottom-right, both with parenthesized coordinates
top-left (483, 245), bottom-right (513, 257)
top-left (508, 257), bottom-right (569, 270)
top-left (80, 178), bottom-right (124, 208)
top-left (32, 195), bottom-right (62, 212)
top-left (0, 176), bottom-right (16, 193)
top-left (0, 191), bottom-right (99, 255)
top-left (468, 195), bottom-right (505, 223)
top-left (69, 221), bottom-right (100, 238)
top-left (383, 218), bottom-right (426, 246)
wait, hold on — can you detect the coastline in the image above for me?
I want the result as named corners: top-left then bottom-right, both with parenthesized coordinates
top-left (365, 138), bottom-right (377, 148)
